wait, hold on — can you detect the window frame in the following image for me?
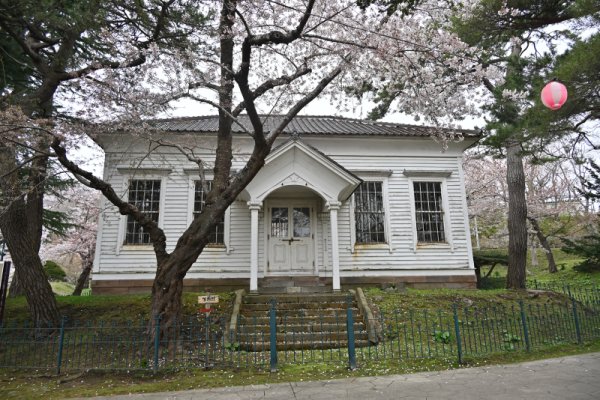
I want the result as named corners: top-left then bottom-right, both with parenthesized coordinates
top-left (349, 174), bottom-right (391, 252)
top-left (117, 175), bottom-right (167, 253)
top-left (408, 176), bottom-right (453, 251)
top-left (186, 175), bottom-right (231, 253)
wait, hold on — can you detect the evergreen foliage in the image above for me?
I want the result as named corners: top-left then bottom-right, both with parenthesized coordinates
top-left (43, 260), bottom-right (67, 282)
top-left (563, 159), bottom-right (600, 272)
top-left (562, 220), bottom-right (600, 272)
top-left (578, 160), bottom-right (600, 202)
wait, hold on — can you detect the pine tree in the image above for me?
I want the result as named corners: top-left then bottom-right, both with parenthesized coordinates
top-left (451, 0), bottom-right (599, 288)
top-left (562, 160), bottom-right (600, 271)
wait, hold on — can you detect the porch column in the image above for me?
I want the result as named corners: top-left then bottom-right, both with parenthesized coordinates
top-left (327, 201), bottom-right (342, 292)
top-left (247, 201), bottom-right (262, 293)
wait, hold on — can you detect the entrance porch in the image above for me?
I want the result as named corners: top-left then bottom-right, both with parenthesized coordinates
top-left (240, 139), bottom-right (361, 293)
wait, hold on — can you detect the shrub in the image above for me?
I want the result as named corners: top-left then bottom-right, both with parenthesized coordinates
top-left (43, 260), bottom-right (67, 282)
top-left (562, 220), bottom-right (600, 273)
top-left (473, 249), bottom-right (509, 266)
top-left (474, 248), bottom-right (508, 259)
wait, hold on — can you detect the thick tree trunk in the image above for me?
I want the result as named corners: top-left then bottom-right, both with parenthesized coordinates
top-left (72, 258), bottom-right (92, 296)
top-left (0, 208), bottom-right (60, 326)
top-left (8, 267), bottom-right (26, 297)
top-left (0, 84), bottom-right (61, 325)
top-left (528, 216), bottom-right (557, 273)
top-left (149, 256), bottom-right (187, 340)
top-left (0, 143), bottom-right (60, 325)
top-left (505, 140), bottom-right (528, 289)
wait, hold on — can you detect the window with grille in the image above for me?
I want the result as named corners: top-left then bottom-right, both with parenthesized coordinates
top-left (194, 180), bottom-right (225, 245)
top-left (413, 181), bottom-right (446, 243)
top-left (354, 181), bottom-right (386, 244)
top-left (125, 180), bottom-right (161, 244)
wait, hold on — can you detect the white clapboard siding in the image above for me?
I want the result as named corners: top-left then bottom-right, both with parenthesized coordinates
top-left (330, 154), bottom-right (470, 271)
top-left (95, 134), bottom-right (474, 280)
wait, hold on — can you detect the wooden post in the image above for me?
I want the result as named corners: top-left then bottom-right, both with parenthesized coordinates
top-left (328, 202), bottom-right (341, 292)
top-left (248, 202), bottom-right (262, 293)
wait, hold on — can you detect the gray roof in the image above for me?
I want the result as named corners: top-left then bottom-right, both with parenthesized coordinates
top-left (152, 115), bottom-right (480, 138)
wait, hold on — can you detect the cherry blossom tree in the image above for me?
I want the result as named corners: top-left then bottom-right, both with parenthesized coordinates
top-left (524, 161), bottom-right (584, 273)
top-left (2, 0), bottom-right (502, 335)
top-left (42, 0), bottom-right (504, 335)
top-left (41, 188), bottom-right (99, 296)
top-left (464, 153), bottom-right (508, 248)
top-left (465, 152), bottom-right (592, 273)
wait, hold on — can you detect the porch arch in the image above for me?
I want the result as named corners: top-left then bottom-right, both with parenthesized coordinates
top-left (240, 139), bottom-right (361, 292)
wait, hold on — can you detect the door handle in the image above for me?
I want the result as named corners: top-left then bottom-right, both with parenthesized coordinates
top-left (280, 238), bottom-right (299, 245)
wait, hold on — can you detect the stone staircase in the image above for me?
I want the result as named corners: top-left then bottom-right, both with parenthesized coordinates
top-left (233, 292), bottom-right (370, 351)
top-left (257, 276), bottom-right (331, 294)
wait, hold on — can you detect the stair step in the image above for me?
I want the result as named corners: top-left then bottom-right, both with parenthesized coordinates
top-left (240, 308), bottom-right (360, 319)
top-left (241, 301), bottom-right (348, 311)
top-left (234, 289), bottom-right (370, 352)
top-left (244, 294), bottom-right (349, 304)
top-left (237, 331), bottom-right (368, 342)
top-left (258, 277), bottom-right (327, 288)
top-left (238, 315), bottom-right (357, 324)
top-left (240, 339), bottom-right (371, 351)
top-left (257, 286), bottom-right (332, 294)
top-left (235, 322), bottom-right (365, 333)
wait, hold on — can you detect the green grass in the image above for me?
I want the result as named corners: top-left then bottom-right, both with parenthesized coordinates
top-left (364, 286), bottom-right (570, 314)
top-left (50, 282), bottom-right (75, 296)
top-left (2, 258), bottom-right (599, 399)
top-left (3, 286), bottom-right (571, 325)
top-left (3, 291), bottom-right (234, 323)
top-left (476, 248), bottom-right (599, 289)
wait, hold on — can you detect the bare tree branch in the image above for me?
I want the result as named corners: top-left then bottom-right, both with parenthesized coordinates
top-left (50, 136), bottom-right (169, 263)
top-left (232, 64), bottom-right (311, 116)
top-left (266, 64), bottom-right (343, 145)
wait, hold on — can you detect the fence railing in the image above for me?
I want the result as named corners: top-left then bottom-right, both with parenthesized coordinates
top-left (1, 296), bottom-right (599, 373)
top-left (528, 280), bottom-right (600, 307)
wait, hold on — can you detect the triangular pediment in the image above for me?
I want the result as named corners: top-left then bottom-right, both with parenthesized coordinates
top-left (241, 139), bottom-right (361, 203)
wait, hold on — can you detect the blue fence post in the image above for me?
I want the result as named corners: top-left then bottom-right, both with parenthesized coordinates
top-left (205, 311), bottom-right (211, 368)
top-left (153, 315), bottom-right (161, 373)
top-left (571, 298), bottom-right (582, 344)
top-left (269, 298), bottom-right (278, 372)
top-left (518, 300), bottom-right (531, 351)
top-left (452, 304), bottom-right (463, 365)
top-left (346, 294), bottom-right (357, 370)
top-left (56, 316), bottom-right (67, 375)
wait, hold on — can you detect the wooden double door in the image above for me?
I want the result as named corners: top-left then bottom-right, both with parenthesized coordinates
top-left (267, 201), bottom-right (315, 274)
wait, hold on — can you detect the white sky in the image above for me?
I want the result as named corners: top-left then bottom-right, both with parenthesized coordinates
top-left (167, 95), bottom-right (486, 129)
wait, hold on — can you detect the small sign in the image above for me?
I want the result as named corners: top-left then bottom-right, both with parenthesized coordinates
top-left (199, 307), bottom-right (212, 314)
top-left (198, 295), bottom-right (219, 304)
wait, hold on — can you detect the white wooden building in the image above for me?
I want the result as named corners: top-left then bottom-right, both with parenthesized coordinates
top-left (92, 116), bottom-right (477, 294)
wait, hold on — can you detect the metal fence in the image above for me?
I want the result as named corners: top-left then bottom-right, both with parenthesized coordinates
top-left (528, 280), bottom-right (600, 307)
top-left (1, 294), bottom-right (599, 374)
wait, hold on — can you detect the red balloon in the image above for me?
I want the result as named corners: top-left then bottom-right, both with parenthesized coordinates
top-left (541, 81), bottom-right (568, 110)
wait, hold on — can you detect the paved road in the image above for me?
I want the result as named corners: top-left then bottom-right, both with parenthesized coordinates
top-left (83, 353), bottom-right (600, 399)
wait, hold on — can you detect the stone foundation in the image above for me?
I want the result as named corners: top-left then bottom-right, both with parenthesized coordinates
top-left (91, 274), bottom-right (476, 295)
